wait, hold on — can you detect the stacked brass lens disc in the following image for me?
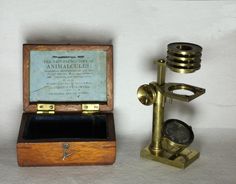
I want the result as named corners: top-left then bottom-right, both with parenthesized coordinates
top-left (167, 42), bottom-right (202, 73)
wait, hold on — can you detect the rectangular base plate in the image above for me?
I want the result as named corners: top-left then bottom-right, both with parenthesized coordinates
top-left (140, 146), bottom-right (200, 169)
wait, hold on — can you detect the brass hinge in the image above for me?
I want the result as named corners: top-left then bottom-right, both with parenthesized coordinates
top-left (37, 104), bottom-right (55, 114)
top-left (82, 104), bottom-right (100, 114)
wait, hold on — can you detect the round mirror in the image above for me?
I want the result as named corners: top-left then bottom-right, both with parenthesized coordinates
top-left (163, 119), bottom-right (194, 145)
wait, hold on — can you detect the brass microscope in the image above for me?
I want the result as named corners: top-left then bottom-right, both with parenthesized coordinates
top-left (137, 42), bottom-right (205, 168)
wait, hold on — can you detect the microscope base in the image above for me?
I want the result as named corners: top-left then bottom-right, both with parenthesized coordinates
top-left (140, 146), bottom-right (200, 169)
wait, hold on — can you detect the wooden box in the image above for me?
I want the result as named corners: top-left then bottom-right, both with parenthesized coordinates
top-left (17, 44), bottom-right (116, 166)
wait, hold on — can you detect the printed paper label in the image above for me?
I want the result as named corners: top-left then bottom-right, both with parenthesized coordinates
top-left (29, 50), bottom-right (107, 102)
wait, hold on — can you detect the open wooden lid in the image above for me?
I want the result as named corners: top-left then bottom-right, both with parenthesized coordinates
top-left (23, 44), bottom-right (113, 113)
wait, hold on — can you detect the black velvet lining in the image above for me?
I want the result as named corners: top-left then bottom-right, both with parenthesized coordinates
top-left (23, 114), bottom-right (107, 140)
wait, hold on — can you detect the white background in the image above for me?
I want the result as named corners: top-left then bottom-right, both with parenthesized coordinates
top-left (1, 0), bottom-right (236, 142)
top-left (0, 1), bottom-right (236, 183)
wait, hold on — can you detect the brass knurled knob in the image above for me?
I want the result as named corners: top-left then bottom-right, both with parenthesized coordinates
top-left (167, 42), bottom-right (202, 73)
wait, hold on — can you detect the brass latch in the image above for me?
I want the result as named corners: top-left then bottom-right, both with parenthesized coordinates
top-left (82, 104), bottom-right (100, 114)
top-left (37, 104), bottom-right (55, 114)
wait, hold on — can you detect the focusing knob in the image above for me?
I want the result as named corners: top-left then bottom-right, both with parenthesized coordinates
top-left (137, 84), bottom-right (156, 106)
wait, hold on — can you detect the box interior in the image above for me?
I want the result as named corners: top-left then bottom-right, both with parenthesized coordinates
top-left (22, 114), bottom-right (108, 140)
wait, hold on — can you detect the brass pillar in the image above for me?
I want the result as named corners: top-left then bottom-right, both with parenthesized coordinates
top-left (150, 59), bottom-right (166, 154)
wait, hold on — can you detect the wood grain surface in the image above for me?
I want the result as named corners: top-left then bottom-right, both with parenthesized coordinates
top-left (17, 141), bottom-right (116, 166)
top-left (17, 113), bottom-right (116, 166)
